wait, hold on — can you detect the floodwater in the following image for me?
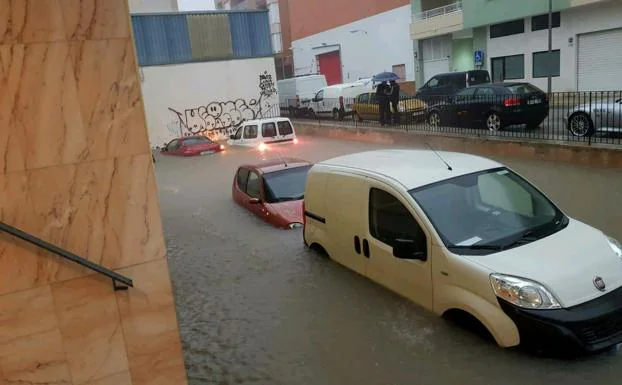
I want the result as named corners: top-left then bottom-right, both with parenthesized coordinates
top-left (155, 136), bottom-right (622, 385)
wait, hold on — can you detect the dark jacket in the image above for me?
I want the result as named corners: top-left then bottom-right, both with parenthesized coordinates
top-left (376, 83), bottom-right (390, 103)
top-left (389, 82), bottom-right (400, 103)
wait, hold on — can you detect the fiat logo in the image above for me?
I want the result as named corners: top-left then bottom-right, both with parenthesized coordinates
top-left (593, 276), bottom-right (606, 291)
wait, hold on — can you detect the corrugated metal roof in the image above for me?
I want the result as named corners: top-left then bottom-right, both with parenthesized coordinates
top-left (187, 13), bottom-right (233, 61)
top-left (131, 10), bottom-right (272, 67)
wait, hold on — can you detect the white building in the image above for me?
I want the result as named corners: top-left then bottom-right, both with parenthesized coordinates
top-left (291, 5), bottom-right (415, 84)
top-left (128, 0), bottom-right (178, 13)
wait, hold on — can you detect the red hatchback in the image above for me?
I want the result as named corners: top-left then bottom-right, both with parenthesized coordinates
top-left (232, 158), bottom-right (312, 229)
top-left (161, 136), bottom-right (224, 157)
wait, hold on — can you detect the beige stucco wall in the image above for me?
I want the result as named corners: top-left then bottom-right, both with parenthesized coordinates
top-left (0, 1), bottom-right (188, 384)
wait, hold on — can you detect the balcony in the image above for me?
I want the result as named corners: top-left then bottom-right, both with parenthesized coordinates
top-left (411, 1), bottom-right (464, 40)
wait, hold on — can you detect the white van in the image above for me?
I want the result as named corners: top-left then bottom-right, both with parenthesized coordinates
top-left (227, 117), bottom-right (297, 148)
top-left (277, 75), bottom-right (327, 116)
top-left (303, 149), bottom-right (622, 353)
top-left (308, 78), bottom-right (375, 120)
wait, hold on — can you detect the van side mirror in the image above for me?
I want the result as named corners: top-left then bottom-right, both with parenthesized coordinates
top-left (393, 238), bottom-right (427, 261)
top-left (229, 134), bottom-right (235, 140)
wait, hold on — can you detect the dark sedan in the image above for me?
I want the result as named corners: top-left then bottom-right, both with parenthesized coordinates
top-left (427, 82), bottom-right (549, 132)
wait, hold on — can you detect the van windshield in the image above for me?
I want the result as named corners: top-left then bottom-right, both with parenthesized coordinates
top-left (263, 165), bottom-right (312, 203)
top-left (409, 168), bottom-right (567, 255)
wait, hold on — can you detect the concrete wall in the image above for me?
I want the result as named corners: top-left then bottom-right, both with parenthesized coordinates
top-left (288, 0), bottom-right (409, 41)
top-left (141, 58), bottom-right (279, 146)
top-left (486, 1), bottom-right (622, 91)
top-left (0, 1), bottom-right (187, 385)
top-left (451, 38), bottom-right (473, 72)
top-left (292, 5), bottom-right (415, 82)
top-left (128, 0), bottom-right (179, 13)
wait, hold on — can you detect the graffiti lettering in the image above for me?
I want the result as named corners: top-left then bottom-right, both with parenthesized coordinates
top-left (169, 72), bottom-right (278, 141)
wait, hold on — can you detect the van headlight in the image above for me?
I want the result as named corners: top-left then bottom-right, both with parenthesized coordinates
top-left (490, 274), bottom-right (561, 309)
top-left (607, 236), bottom-right (622, 258)
top-left (288, 222), bottom-right (303, 229)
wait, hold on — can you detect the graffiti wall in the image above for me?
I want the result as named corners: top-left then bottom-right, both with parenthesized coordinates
top-left (140, 57), bottom-right (279, 146)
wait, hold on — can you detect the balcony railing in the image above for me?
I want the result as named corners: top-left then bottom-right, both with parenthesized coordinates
top-left (413, 1), bottom-right (463, 21)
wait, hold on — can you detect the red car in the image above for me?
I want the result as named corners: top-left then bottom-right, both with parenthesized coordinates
top-left (232, 158), bottom-right (313, 229)
top-left (161, 135), bottom-right (224, 156)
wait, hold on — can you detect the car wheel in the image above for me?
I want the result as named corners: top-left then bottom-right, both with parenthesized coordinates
top-left (428, 111), bottom-right (441, 127)
top-left (568, 112), bottom-right (594, 137)
top-left (307, 108), bottom-right (315, 118)
top-left (486, 112), bottom-right (503, 132)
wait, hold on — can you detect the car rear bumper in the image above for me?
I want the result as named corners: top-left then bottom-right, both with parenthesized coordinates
top-left (503, 104), bottom-right (549, 125)
top-left (499, 285), bottom-right (622, 353)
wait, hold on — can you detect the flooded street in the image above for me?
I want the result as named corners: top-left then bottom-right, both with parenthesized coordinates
top-left (155, 137), bottom-right (622, 385)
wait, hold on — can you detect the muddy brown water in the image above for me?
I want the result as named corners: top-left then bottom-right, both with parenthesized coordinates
top-left (155, 137), bottom-right (622, 385)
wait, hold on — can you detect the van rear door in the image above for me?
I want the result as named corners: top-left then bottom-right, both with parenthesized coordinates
top-left (324, 172), bottom-right (370, 276)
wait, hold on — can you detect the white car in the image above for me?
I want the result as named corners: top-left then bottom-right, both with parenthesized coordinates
top-left (228, 117), bottom-right (298, 149)
top-left (303, 149), bottom-right (622, 353)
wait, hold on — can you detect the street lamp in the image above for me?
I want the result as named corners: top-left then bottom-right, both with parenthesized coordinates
top-left (547, 0), bottom-right (553, 94)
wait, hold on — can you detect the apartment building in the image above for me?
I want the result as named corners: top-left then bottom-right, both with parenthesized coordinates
top-left (411, 0), bottom-right (622, 91)
top-left (216, 0), bottom-right (293, 79)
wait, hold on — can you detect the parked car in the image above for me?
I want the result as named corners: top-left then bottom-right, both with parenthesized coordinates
top-left (303, 149), bottom-right (622, 354)
top-left (233, 158), bottom-right (312, 229)
top-left (160, 135), bottom-right (224, 156)
top-left (565, 97), bottom-right (622, 137)
top-left (307, 78), bottom-right (374, 120)
top-left (352, 92), bottom-right (427, 122)
top-left (278, 74), bottom-right (327, 117)
top-left (227, 117), bottom-right (298, 148)
top-left (426, 82), bottom-right (549, 132)
top-left (415, 70), bottom-right (491, 103)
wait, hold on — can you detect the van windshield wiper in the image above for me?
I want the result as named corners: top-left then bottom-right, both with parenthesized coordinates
top-left (448, 244), bottom-right (503, 251)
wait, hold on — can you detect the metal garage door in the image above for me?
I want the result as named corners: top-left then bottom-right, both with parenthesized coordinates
top-left (422, 35), bottom-right (452, 84)
top-left (577, 28), bottom-right (622, 91)
top-left (317, 51), bottom-right (342, 86)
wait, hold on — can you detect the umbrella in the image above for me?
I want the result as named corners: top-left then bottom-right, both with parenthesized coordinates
top-left (372, 71), bottom-right (400, 82)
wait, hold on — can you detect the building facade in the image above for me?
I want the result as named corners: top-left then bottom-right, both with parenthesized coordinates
top-left (289, 0), bottom-right (415, 86)
top-left (411, 0), bottom-right (622, 92)
top-left (131, 10), bottom-right (278, 145)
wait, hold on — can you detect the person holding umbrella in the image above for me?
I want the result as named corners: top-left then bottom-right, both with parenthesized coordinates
top-left (372, 72), bottom-right (400, 126)
top-left (389, 79), bottom-right (400, 124)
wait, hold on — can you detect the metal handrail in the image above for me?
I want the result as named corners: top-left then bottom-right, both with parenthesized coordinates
top-left (0, 221), bottom-right (133, 290)
top-left (413, 1), bottom-right (463, 21)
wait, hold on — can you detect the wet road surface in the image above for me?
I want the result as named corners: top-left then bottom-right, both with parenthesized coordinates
top-left (155, 137), bottom-right (622, 385)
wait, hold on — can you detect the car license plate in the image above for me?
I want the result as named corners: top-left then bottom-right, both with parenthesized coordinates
top-left (200, 151), bottom-right (214, 155)
top-left (528, 99), bottom-right (541, 105)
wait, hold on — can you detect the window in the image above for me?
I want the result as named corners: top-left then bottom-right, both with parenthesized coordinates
top-left (246, 172), bottom-right (261, 199)
top-left (263, 165), bottom-right (312, 203)
top-left (409, 168), bottom-right (563, 253)
top-left (491, 55), bottom-right (524, 81)
top-left (243, 125), bottom-right (258, 139)
top-left (475, 87), bottom-right (495, 96)
top-left (369, 94), bottom-right (378, 104)
top-left (234, 126), bottom-right (243, 140)
top-left (455, 87), bottom-right (477, 102)
top-left (369, 188), bottom-right (427, 251)
top-left (277, 121), bottom-right (293, 136)
top-left (426, 77), bottom-right (440, 88)
top-left (315, 90), bottom-right (324, 101)
top-left (236, 168), bottom-right (250, 191)
top-left (532, 50), bottom-right (560, 78)
top-left (531, 12), bottom-right (560, 31)
top-left (467, 71), bottom-right (491, 85)
top-left (262, 122), bottom-right (277, 138)
top-left (167, 139), bottom-right (180, 151)
top-left (358, 93), bottom-right (369, 103)
top-left (490, 19), bottom-right (525, 38)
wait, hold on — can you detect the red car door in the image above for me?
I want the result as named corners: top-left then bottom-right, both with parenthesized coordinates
top-left (244, 170), bottom-right (269, 219)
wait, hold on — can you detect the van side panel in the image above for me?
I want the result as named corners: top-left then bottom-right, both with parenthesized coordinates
top-left (303, 167), bottom-right (331, 252)
top-left (323, 172), bottom-right (369, 276)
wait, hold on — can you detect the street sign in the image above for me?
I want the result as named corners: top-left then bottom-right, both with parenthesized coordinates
top-left (474, 50), bottom-right (484, 66)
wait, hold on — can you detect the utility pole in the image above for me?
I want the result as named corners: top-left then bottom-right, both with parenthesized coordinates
top-left (547, 0), bottom-right (553, 97)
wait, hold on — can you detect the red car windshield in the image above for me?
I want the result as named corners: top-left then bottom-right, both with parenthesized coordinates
top-left (263, 165), bottom-right (312, 203)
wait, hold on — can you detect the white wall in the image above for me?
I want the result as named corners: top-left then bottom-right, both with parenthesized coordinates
top-left (291, 5), bottom-right (415, 82)
top-left (128, 0), bottom-right (178, 13)
top-left (486, 1), bottom-right (622, 91)
top-left (140, 58), bottom-right (279, 145)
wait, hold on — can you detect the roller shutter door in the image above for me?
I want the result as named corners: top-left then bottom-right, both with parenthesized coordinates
top-left (577, 28), bottom-right (622, 91)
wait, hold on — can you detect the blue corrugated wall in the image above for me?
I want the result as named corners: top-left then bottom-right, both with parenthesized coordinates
top-left (131, 11), bottom-right (273, 66)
